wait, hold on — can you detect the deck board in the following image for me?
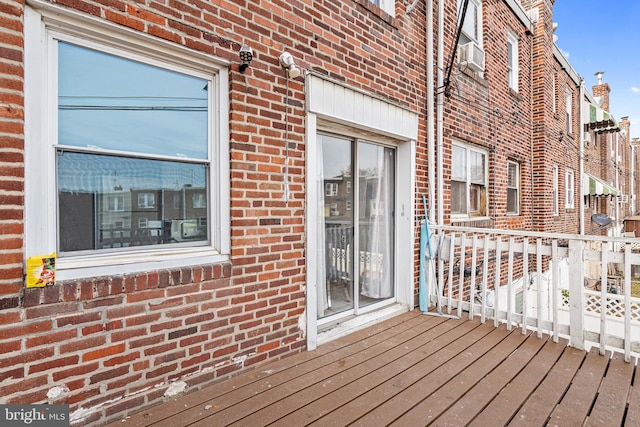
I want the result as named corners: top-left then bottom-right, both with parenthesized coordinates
top-left (508, 346), bottom-right (585, 426)
top-left (107, 310), bottom-right (638, 427)
top-left (547, 347), bottom-right (611, 426)
top-left (586, 351), bottom-right (635, 426)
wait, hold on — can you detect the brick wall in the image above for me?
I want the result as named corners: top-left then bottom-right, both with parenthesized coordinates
top-left (1, 0), bottom-right (428, 425)
top-left (441, 0), bottom-right (534, 229)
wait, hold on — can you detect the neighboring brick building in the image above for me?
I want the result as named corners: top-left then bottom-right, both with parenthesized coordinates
top-left (0, 0), bottom-right (633, 425)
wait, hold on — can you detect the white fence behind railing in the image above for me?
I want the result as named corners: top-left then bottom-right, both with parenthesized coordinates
top-left (428, 225), bottom-right (640, 362)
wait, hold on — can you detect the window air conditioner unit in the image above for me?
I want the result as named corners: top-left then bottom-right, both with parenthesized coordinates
top-left (459, 41), bottom-right (485, 72)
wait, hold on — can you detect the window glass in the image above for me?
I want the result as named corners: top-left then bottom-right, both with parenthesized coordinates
top-left (458, 0), bottom-right (480, 44)
top-left (58, 42), bottom-right (208, 160)
top-left (451, 143), bottom-right (487, 217)
top-left (507, 162), bottom-right (519, 214)
top-left (57, 152), bottom-right (208, 252)
top-left (507, 31), bottom-right (518, 91)
top-left (56, 42), bottom-right (211, 254)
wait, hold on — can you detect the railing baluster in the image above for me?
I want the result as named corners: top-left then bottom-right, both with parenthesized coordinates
top-left (470, 234), bottom-right (478, 320)
top-left (624, 244), bottom-right (631, 362)
top-left (522, 237), bottom-right (529, 335)
top-left (507, 236), bottom-right (515, 331)
top-left (600, 243), bottom-right (608, 356)
top-left (447, 232), bottom-right (456, 314)
top-left (457, 233), bottom-right (467, 318)
top-left (481, 234), bottom-right (490, 324)
top-left (552, 239), bottom-right (559, 343)
top-left (536, 238), bottom-right (542, 339)
top-left (494, 236), bottom-right (503, 328)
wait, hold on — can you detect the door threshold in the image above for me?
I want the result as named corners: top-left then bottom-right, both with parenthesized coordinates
top-left (316, 303), bottom-right (409, 346)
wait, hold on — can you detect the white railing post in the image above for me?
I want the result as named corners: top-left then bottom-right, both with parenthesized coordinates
top-left (568, 239), bottom-right (585, 350)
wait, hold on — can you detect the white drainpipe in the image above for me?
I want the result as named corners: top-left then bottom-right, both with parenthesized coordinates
top-left (579, 78), bottom-right (585, 235)
top-left (427, 0), bottom-right (435, 223)
top-left (436, 0), bottom-right (444, 226)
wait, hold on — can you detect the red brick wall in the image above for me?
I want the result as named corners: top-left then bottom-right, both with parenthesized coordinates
top-left (441, 0), bottom-right (534, 230)
top-left (1, 0), bottom-right (428, 425)
top-left (0, 0), bottom-right (25, 311)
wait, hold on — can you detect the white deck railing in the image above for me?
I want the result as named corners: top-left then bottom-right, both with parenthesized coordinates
top-left (427, 225), bottom-right (640, 362)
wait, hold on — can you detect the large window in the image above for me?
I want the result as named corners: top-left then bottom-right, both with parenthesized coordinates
top-left (452, 143), bottom-right (488, 217)
top-left (25, 5), bottom-right (229, 278)
top-left (507, 161), bottom-right (520, 215)
top-left (507, 30), bottom-right (519, 92)
top-left (458, 0), bottom-right (482, 45)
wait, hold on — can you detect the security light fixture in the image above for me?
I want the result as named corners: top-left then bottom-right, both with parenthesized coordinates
top-left (238, 45), bottom-right (253, 73)
top-left (279, 51), bottom-right (301, 79)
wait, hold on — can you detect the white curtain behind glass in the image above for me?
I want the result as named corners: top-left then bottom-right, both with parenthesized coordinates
top-left (316, 138), bottom-right (329, 316)
top-left (360, 144), bottom-right (394, 299)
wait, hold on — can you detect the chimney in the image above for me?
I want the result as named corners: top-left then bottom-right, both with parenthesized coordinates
top-left (592, 71), bottom-right (610, 112)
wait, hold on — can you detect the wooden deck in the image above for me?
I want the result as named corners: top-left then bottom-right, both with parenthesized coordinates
top-left (108, 310), bottom-right (639, 426)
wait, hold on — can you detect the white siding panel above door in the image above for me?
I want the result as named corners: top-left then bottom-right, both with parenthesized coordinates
top-left (307, 75), bottom-right (418, 140)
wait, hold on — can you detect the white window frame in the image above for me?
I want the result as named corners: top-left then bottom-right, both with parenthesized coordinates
top-left (107, 195), bottom-right (125, 212)
top-left (137, 193), bottom-right (156, 209)
top-left (507, 30), bottom-right (519, 92)
top-left (552, 72), bottom-right (558, 114)
top-left (369, 0), bottom-right (395, 16)
top-left (553, 165), bottom-right (559, 216)
top-left (192, 193), bottom-right (206, 209)
top-left (565, 168), bottom-right (575, 209)
top-left (457, 0), bottom-right (483, 46)
top-left (24, 3), bottom-right (230, 280)
top-left (451, 142), bottom-right (489, 219)
top-left (566, 86), bottom-right (573, 134)
top-left (325, 183), bottom-right (338, 197)
top-left (507, 161), bottom-right (520, 215)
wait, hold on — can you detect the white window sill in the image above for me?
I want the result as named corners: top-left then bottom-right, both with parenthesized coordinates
top-left (56, 248), bottom-right (229, 281)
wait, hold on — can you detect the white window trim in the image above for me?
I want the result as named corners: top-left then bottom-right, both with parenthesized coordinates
top-left (566, 86), bottom-right (573, 134)
top-left (24, 2), bottom-right (230, 280)
top-left (565, 168), bottom-right (575, 209)
top-left (451, 142), bottom-right (489, 220)
top-left (507, 30), bottom-right (519, 92)
top-left (507, 161), bottom-right (520, 215)
top-left (553, 165), bottom-right (559, 216)
top-left (458, 0), bottom-right (483, 46)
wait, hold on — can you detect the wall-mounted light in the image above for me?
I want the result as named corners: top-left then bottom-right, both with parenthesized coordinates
top-left (279, 51), bottom-right (300, 78)
top-left (238, 45), bottom-right (253, 73)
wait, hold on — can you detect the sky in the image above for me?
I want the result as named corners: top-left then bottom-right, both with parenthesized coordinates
top-left (552, 1), bottom-right (640, 140)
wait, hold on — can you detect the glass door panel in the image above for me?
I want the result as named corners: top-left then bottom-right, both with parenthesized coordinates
top-left (358, 142), bottom-right (395, 307)
top-left (317, 134), bottom-right (354, 319)
top-left (316, 135), bottom-right (395, 320)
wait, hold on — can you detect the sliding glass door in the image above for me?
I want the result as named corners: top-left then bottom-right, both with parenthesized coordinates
top-left (316, 133), bottom-right (395, 320)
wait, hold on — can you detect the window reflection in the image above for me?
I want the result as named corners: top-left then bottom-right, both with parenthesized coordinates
top-left (58, 42), bottom-right (208, 159)
top-left (57, 152), bottom-right (208, 252)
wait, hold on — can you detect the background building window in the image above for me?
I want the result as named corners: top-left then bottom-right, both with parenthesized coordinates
top-left (553, 165), bottom-right (559, 215)
top-left (452, 143), bottom-right (488, 217)
top-left (507, 31), bottom-right (519, 91)
top-left (565, 169), bottom-right (575, 209)
top-left (566, 87), bottom-right (573, 134)
top-left (325, 183), bottom-right (338, 196)
top-left (507, 161), bottom-right (520, 214)
top-left (458, 0), bottom-right (482, 45)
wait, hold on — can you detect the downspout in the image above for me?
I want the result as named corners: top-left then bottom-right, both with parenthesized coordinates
top-left (427, 0), bottom-right (435, 223)
top-left (615, 131), bottom-right (620, 235)
top-left (579, 78), bottom-right (585, 235)
top-left (437, 0), bottom-right (444, 226)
